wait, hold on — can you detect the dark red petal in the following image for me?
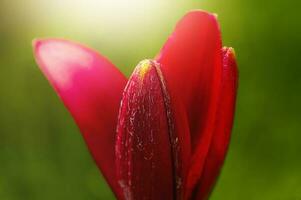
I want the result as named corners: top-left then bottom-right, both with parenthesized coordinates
top-left (156, 10), bottom-right (223, 197)
top-left (192, 47), bottom-right (238, 200)
top-left (33, 39), bottom-right (127, 200)
top-left (116, 60), bottom-right (174, 199)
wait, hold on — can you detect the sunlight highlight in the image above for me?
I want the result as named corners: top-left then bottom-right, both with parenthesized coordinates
top-left (48, 0), bottom-right (165, 28)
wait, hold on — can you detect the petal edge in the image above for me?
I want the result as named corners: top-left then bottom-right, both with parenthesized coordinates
top-left (192, 47), bottom-right (238, 200)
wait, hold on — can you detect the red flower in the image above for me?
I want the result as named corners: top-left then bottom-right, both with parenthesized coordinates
top-left (33, 10), bottom-right (238, 200)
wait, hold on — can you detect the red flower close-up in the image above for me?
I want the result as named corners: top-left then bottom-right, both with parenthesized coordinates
top-left (33, 10), bottom-right (238, 200)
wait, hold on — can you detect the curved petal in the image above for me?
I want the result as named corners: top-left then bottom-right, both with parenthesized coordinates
top-left (33, 39), bottom-right (127, 199)
top-left (192, 47), bottom-right (238, 200)
top-left (116, 60), bottom-right (174, 200)
top-left (155, 10), bottom-right (223, 197)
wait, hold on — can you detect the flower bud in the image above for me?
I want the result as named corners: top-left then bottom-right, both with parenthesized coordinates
top-left (116, 60), bottom-right (177, 200)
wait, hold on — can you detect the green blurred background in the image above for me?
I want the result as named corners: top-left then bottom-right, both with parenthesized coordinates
top-left (0, 0), bottom-right (301, 199)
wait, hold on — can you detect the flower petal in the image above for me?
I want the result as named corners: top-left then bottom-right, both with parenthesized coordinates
top-left (156, 10), bottom-right (223, 197)
top-left (192, 47), bottom-right (238, 200)
top-left (116, 60), bottom-right (174, 199)
top-left (33, 38), bottom-right (127, 199)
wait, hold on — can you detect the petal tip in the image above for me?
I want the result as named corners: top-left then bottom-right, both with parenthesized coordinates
top-left (223, 47), bottom-right (237, 61)
top-left (32, 38), bottom-right (43, 56)
top-left (213, 13), bottom-right (218, 19)
top-left (32, 38), bottom-right (53, 60)
top-left (184, 9), bottom-right (219, 21)
top-left (32, 38), bottom-right (53, 51)
top-left (32, 38), bottom-right (39, 48)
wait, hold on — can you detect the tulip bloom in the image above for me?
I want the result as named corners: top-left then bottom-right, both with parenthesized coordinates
top-left (33, 10), bottom-right (238, 200)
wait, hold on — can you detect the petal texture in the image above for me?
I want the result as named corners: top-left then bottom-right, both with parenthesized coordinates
top-left (116, 60), bottom-right (174, 200)
top-left (193, 47), bottom-right (238, 200)
top-left (33, 39), bottom-right (127, 199)
top-left (156, 10), bottom-right (223, 198)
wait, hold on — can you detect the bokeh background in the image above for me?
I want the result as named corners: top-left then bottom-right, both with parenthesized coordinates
top-left (0, 0), bottom-right (301, 199)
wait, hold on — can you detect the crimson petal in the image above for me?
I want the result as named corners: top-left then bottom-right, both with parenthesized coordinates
top-left (116, 60), bottom-right (175, 200)
top-left (192, 47), bottom-right (238, 200)
top-left (33, 39), bottom-right (127, 199)
top-left (156, 10), bottom-right (223, 198)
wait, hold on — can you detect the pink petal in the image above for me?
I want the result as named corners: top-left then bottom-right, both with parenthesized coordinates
top-left (192, 47), bottom-right (238, 200)
top-left (33, 39), bottom-right (127, 199)
top-left (156, 10), bottom-right (223, 197)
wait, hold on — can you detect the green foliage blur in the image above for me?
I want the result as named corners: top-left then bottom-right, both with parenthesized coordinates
top-left (0, 0), bottom-right (300, 199)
